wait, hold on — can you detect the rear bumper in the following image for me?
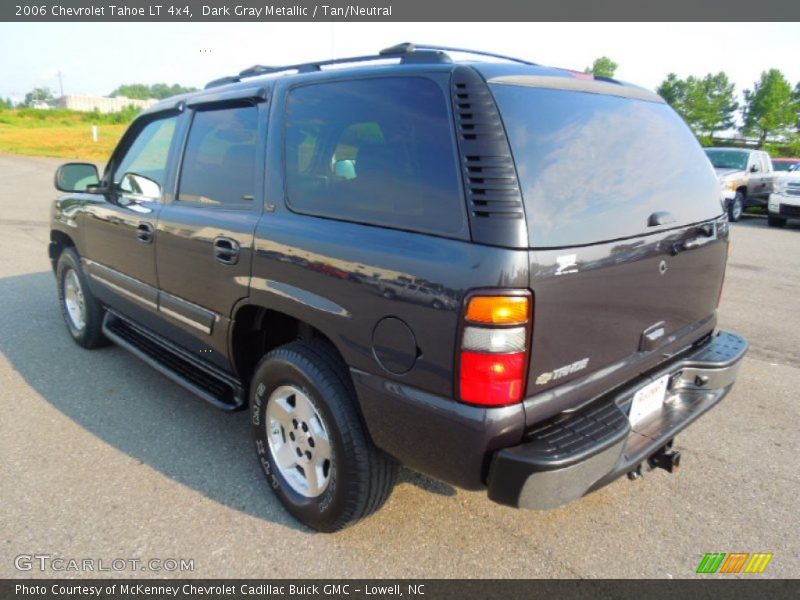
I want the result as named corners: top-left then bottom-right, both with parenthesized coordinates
top-left (487, 331), bottom-right (748, 509)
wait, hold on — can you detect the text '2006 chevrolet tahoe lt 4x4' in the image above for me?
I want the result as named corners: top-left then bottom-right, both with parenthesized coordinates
top-left (49, 43), bottom-right (748, 532)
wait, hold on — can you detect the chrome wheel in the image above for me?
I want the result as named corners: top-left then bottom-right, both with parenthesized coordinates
top-left (731, 195), bottom-right (743, 221)
top-left (266, 385), bottom-right (332, 498)
top-left (63, 268), bottom-right (86, 331)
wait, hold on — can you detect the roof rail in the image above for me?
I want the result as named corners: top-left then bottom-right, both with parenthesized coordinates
top-left (203, 43), bottom-right (538, 90)
top-left (379, 43), bottom-right (538, 66)
top-left (204, 48), bottom-right (452, 89)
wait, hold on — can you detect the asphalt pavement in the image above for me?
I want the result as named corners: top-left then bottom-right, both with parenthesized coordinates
top-left (1, 153), bottom-right (798, 578)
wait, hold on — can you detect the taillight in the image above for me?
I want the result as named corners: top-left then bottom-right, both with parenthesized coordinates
top-left (459, 294), bottom-right (532, 407)
top-left (465, 296), bottom-right (529, 325)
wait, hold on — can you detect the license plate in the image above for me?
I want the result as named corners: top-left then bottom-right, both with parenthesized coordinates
top-left (629, 374), bottom-right (669, 426)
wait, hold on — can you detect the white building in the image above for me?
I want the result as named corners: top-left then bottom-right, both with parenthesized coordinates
top-left (53, 95), bottom-right (157, 113)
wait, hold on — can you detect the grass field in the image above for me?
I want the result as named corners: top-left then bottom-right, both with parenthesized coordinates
top-left (0, 108), bottom-right (132, 162)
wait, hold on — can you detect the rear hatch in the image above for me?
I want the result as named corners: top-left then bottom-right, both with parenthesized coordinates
top-left (489, 77), bottom-right (727, 418)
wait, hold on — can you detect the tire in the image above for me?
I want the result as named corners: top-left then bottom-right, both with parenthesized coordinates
top-left (56, 247), bottom-right (107, 349)
top-left (251, 341), bottom-right (398, 532)
top-left (728, 192), bottom-right (744, 222)
top-left (767, 215), bottom-right (786, 228)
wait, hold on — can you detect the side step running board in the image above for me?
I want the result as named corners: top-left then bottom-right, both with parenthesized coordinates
top-left (102, 310), bottom-right (245, 411)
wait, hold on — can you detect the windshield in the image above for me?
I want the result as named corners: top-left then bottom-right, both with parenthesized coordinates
top-left (705, 149), bottom-right (748, 170)
top-left (772, 160), bottom-right (799, 172)
top-left (491, 83), bottom-right (722, 248)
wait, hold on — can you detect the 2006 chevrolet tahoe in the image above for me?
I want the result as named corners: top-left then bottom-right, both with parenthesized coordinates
top-left (49, 43), bottom-right (747, 531)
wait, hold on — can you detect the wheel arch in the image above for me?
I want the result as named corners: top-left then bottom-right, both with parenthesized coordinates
top-left (49, 229), bottom-right (76, 271)
top-left (230, 302), bottom-right (352, 391)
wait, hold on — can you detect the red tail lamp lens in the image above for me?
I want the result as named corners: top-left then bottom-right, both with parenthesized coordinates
top-left (459, 351), bottom-right (526, 406)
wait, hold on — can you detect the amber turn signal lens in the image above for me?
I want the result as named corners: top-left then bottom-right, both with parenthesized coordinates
top-left (465, 296), bottom-right (529, 325)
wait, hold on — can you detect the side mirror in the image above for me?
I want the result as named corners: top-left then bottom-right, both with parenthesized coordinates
top-left (119, 172), bottom-right (161, 199)
top-left (749, 164), bottom-right (760, 173)
top-left (54, 163), bottom-right (100, 192)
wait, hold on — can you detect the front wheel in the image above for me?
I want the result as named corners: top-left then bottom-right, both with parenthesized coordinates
top-left (251, 341), bottom-right (398, 532)
top-left (728, 192), bottom-right (744, 222)
top-left (56, 247), bottom-right (107, 348)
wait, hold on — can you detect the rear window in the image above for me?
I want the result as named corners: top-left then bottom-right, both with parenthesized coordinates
top-left (284, 77), bottom-right (466, 237)
top-left (491, 84), bottom-right (723, 248)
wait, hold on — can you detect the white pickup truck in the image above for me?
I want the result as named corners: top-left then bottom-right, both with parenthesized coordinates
top-left (704, 147), bottom-right (775, 221)
top-left (768, 164), bottom-right (800, 227)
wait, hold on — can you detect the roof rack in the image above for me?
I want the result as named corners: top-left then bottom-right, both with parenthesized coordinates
top-left (204, 43), bottom-right (536, 89)
top-left (379, 43), bottom-right (537, 66)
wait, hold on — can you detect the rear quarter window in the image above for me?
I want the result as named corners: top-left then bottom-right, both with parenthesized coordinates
top-left (491, 83), bottom-right (723, 248)
top-left (283, 77), bottom-right (467, 237)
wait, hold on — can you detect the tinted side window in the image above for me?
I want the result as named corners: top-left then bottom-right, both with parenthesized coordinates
top-left (114, 116), bottom-right (178, 196)
top-left (284, 77), bottom-right (465, 236)
top-left (178, 105), bottom-right (259, 207)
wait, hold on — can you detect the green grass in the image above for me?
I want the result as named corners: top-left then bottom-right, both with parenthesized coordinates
top-left (0, 108), bottom-right (136, 161)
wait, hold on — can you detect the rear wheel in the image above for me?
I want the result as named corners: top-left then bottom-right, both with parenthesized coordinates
top-left (728, 191), bottom-right (744, 222)
top-left (56, 247), bottom-right (107, 348)
top-left (251, 341), bottom-right (398, 531)
top-left (767, 215), bottom-right (786, 228)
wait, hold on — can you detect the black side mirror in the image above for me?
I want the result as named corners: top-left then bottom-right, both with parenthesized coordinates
top-left (54, 163), bottom-right (100, 192)
top-left (749, 164), bottom-right (759, 173)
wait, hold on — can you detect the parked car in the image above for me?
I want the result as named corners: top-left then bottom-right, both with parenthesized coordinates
top-left (378, 280), bottom-right (454, 309)
top-left (49, 43), bottom-right (747, 531)
top-left (767, 168), bottom-right (800, 227)
top-left (771, 157), bottom-right (800, 173)
top-left (704, 147), bottom-right (775, 221)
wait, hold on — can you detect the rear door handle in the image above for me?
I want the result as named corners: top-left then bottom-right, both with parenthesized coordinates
top-left (136, 222), bottom-right (155, 244)
top-left (672, 223), bottom-right (716, 254)
top-left (214, 236), bottom-right (240, 265)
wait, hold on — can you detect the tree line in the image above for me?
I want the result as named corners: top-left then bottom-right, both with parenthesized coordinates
top-left (7, 83), bottom-right (198, 108)
top-left (7, 64), bottom-right (800, 154)
top-left (585, 57), bottom-right (800, 153)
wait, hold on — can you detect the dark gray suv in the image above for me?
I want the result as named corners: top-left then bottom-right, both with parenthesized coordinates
top-left (49, 44), bottom-right (747, 531)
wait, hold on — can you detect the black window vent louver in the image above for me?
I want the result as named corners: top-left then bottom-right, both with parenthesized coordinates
top-left (451, 66), bottom-right (527, 248)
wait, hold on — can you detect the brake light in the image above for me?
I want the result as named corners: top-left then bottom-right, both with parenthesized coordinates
top-left (459, 293), bottom-right (532, 406)
top-left (460, 352), bottom-right (526, 405)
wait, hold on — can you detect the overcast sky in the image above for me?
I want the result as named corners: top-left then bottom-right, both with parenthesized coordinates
top-left (1, 22), bottom-right (798, 103)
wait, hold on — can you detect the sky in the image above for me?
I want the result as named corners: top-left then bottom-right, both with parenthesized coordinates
top-left (0, 22), bottom-right (798, 105)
